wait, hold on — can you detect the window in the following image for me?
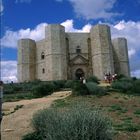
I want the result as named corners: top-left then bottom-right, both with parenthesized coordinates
top-left (42, 68), bottom-right (45, 74)
top-left (76, 46), bottom-right (81, 54)
top-left (41, 52), bottom-right (45, 59)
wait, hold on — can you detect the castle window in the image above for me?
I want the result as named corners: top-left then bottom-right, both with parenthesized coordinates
top-left (42, 68), bottom-right (45, 74)
top-left (76, 46), bottom-right (81, 54)
top-left (41, 52), bottom-right (45, 59)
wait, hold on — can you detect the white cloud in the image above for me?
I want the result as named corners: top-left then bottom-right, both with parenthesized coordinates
top-left (15, 0), bottom-right (32, 4)
top-left (128, 48), bottom-right (136, 58)
top-left (67, 0), bottom-right (119, 19)
top-left (1, 61), bottom-right (17, 83)
top-left (0, 0), bottom-right (4, 13)
top-left (131, 70), bottom-right (140, 78)
top-left (111, 20), bottom-right (140, 57)
top-left (1, 20), bottom-right (91, 48)
top-left (61, 19), bottom-right (91, 32)
top-left (1, 23), bottom-right (47, 48)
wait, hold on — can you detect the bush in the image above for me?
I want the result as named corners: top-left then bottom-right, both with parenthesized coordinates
top-left (87, 76), bottom-right (99, 84)
top-left (32, 82), bottom-right (55, 97)
top-left (85, 82), bottom-right (106, 96)
top-left (115, 74), bottom-right (126, 80)
top-left (111, 81), bottom-right (133, 93)
top-left (111, 78), bottom-right (140, 94)
top-left (53, 80), bottom-right (66, 90)
top-left (132, 79), bottom-right (140, 94)
top-left (3, 83), bottom-right (22, 94)
top-left (22, 132), bottom-right (42, 140)
top-left (30, 103), bottom-right (114, 140)
top-left (119, 77), bottom-right (133, 83)
top-left (72, 81), bottom-right (88, 95)
top-left (64, 80), bottom-right (74, 88)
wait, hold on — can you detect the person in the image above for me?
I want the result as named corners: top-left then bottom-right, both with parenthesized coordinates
top-left (112, 74), bottom-right (117, 81)
top-left (107, 72), bottom-right (112, 83)
top-left (83, 77), bottom-right (86, 84)
top-left (104, 73), bottom-right (107, 82)
top-left (80, 77), bottom-right (83, 83)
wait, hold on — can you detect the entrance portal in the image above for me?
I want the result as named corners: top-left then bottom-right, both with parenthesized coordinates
top-left (75, 68), bottom-right (84, 80)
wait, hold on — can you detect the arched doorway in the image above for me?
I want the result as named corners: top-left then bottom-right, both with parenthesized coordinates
top-left (75, 68), bottom-right (85, 80)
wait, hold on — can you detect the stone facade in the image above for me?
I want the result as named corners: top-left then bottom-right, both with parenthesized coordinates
top-left (17, 24), bottom-right (130, 82)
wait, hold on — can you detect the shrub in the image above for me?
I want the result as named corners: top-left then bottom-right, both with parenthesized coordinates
top-left (72, 81), bottom-right (88, 95)
top-left (3, 87), bottom-right (15, 94)
top-left (132, 79), bottom-right (140, 94)
top-left (30, 103), bottom-right (114, 140)
top-left (132, 77), bottom-right (137, 81)
top-left (85, 82), bottom-right (106, 96)
top-left (3, 83), bottom-right (22, 94)
top-left (22, 132), bottom-right (42, 140)
top-left (116, 74), bottom-right (126, 80)
top-left (32, 82), bottom-right (55, 97)
top-left (64, 80), bottom-right (74, 88)
top-left (111, 81), bottom-right (133, 93)
top-left (87, 76), bottom-right (99, 84)
top-left (53, 80), bottom-right (66, 90)
top-left (119, 77), bottom-right (133, 83)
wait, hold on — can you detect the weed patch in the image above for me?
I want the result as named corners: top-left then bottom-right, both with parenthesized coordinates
top-left (134, 109), bottom-right (140, 115)
top-left (108, 104), bottom-right (127, 114)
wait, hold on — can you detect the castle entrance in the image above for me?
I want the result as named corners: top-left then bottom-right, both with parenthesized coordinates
top-left (75, 68), bottom-right (85, 80)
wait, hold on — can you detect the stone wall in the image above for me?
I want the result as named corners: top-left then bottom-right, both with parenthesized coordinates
top-left (45, 24), bottom-right (67, 80)
top-left (66, 33), bottom-right (89, 79)
top-left (112, 38), bottom-right (130, 76)
top-left (18, 39), bottom-right (36, 82)
top-left (90, 25), bottom-right (114, 80)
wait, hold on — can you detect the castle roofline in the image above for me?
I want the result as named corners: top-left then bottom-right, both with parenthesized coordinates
top-left (112, 37), bottom-right (127, 41)
top-left (47, 24), bottom-right (65, 28)
top-left (18, 38), bottom-right (35, 42)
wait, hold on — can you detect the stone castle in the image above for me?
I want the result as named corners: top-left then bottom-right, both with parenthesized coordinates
top-left (17, 24), bottom-right (130, 82)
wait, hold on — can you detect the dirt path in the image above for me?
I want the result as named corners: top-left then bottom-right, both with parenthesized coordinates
top-left (2, 91), bottom-right (71, 140)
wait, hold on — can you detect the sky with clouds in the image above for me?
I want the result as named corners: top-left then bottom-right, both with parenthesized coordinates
top-left (0, 0), bottom-right (140, 82)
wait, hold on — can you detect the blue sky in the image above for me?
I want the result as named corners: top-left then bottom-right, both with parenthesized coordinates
top-left (0, 0), bottom-right (140, 82)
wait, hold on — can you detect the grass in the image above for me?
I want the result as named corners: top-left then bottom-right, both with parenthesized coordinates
top-left (108, 104), bottom-right (128, 114)
top-left (133, 109), bottom-right (140, 115)
top-left (3, 92), bottom-right (38, 102)
top-left (51, 99), bottom-right (70, 108)
top-left (3, 81), bottom-right (140, 140)
top-left (51, 92), bottom-right (140, 139)
top-left (113, 121), bottom-right (140, 132)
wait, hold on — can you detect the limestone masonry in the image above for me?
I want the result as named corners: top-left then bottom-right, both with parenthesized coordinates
top-left (17, 24), bottom-right (130, 82)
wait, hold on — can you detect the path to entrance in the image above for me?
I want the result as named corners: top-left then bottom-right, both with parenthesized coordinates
top-left (2, 91), bottom-right (71, 140)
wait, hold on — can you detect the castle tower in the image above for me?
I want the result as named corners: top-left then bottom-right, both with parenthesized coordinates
top-left (112, 38), bottom-right (130, 76)
top-left (45, 24), bottom-right (67, 80)
top-left (18, 39), bottom-right (36, 82)
top-left (90, 24), bottom-right (114, 79)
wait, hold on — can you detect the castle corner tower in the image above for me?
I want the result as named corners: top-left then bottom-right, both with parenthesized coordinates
top-left (112, 38), bottom-right (130, 77)
top-left (17, 39), bottom-right (36, 82)
top-left (90, 24), bottom-right (114, 79)
top-left (45, 24), bottom-right (67, 80)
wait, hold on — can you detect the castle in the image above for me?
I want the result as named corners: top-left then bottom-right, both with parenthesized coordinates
top-left (17, 24), bottom-right (130, 82)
